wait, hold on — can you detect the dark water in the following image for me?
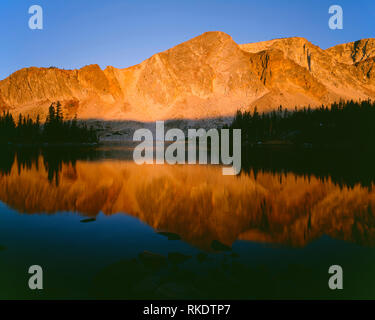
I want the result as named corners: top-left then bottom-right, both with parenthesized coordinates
top-left (0, 145), bottom-right (375, 299)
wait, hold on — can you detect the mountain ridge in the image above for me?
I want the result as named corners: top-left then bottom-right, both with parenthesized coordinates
top-left (1, 31), bottom-right (375, 122)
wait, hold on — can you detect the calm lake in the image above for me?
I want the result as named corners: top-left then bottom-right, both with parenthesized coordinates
top-left (0, 145), bottom-right (375, 299)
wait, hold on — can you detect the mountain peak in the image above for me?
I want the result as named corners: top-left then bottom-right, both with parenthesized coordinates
top-left (162, 31), bottom-right (235, 55)
top-left (198, 31), bottom-right (232, 38)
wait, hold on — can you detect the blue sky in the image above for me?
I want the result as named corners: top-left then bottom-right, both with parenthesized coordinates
top-left (0, 0), bottom-right (374, 80)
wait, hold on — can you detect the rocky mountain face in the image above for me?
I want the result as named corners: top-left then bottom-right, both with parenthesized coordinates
top-left (1, 32), bottom-right (375, 123)
top-left (325, 38), bottom-right (375, 64)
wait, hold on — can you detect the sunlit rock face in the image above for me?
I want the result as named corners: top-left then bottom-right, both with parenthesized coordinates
top-left (0, 158), bottom-right (374, 249)
top-left (240, 37), bottom-right (375, 108)
top-left (325, 39), bottom-right (375, 65)
top-left (1, 32), bottom-right (375, 122)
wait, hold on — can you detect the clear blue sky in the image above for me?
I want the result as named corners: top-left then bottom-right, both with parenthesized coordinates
top-left (1, 0), bottom-right (374, 80)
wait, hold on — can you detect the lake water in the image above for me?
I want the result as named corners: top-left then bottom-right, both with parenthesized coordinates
top-left (0, 145), bottom-right (375, 299)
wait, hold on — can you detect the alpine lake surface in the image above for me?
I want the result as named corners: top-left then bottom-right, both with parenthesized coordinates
top-left (0, 143), bottom-right (375, 299)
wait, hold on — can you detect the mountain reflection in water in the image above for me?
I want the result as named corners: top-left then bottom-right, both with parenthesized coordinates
top-left (1, 148), bottom-right (374, 250)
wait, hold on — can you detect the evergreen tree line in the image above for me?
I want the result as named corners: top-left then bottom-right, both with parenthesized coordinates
top-left (227, 99), bottom-right (375, 149)
top-left (0, 102), bottom-right (98, 144)
top-left (0, 146), bottom-right (101, 185)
